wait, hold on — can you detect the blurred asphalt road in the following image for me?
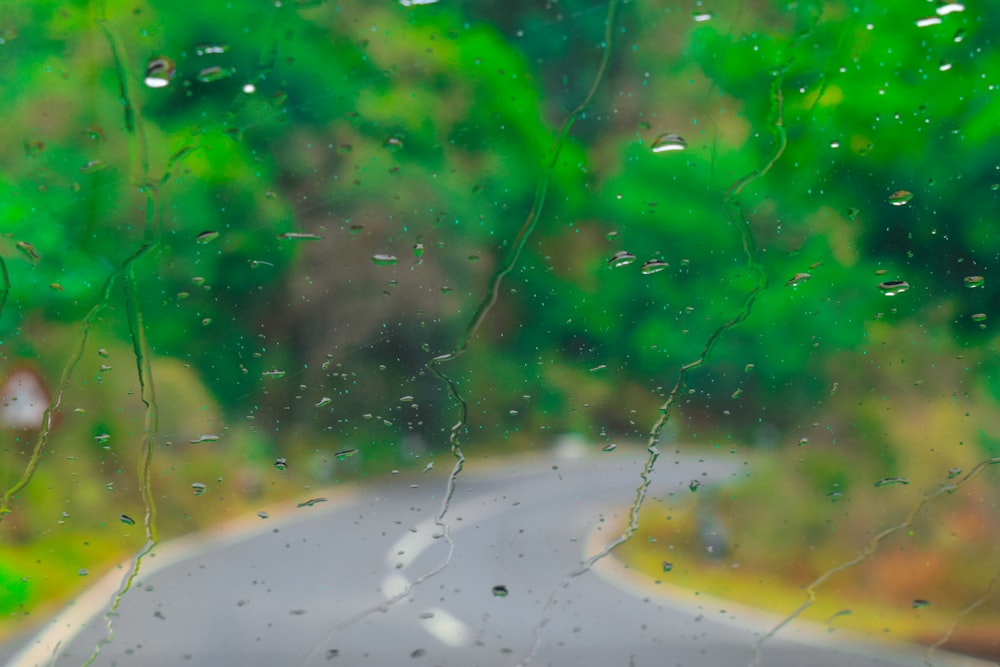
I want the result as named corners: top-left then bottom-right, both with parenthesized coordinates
top-left (3, 445), bottom-right (991, 667)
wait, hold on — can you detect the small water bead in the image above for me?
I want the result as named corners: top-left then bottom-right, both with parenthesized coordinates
top-left (197, 66), bottom-right (233, 83)
top-left (888, 190), bottom-right (913, 206)
top-left (192, 482), bottom-right (208, 495)
top-left (372, 254), bottom-right (398, 266)
top-left (971, 313), bottom-right (987, 322)
top-left (491, 585), bottom-right (509, 598)
top-left (196, 230), bottom-right (220, 244)
top-left (195, 42), bottom-right (229, 56)
top-left (964, 275), bottom-right (984, 288)
top-left (786, 272), bottom-right (811, 287)
top-left (277, 232), bottom-right (324, 241)
top-left (650, 133), bottom-right (687, 153)
top-left (274, 457), bottom-right (288, 471)
top-left (641, 259), bottom-right (669, 275)
top-left (874, 477), bottom-right (910, 487)
top-left (608, 251), bottom-right (636, 268)
top-left (144, 56), bottom-right (176, 88)
top-left (878, 280), bottom-right (910, 296)
top-left (80, 160), bottom-right (109, 174)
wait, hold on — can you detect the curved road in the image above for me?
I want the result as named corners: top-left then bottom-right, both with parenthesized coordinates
top-left (4, 446), bottom-right (990, 667)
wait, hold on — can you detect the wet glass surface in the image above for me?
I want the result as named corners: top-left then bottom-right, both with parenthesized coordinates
top-left (2, 0), bottom-right (999, 665)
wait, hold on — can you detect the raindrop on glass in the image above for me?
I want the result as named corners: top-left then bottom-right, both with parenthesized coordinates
top-left (196, 230), bottom-right (220, 244)
top-left (786, 272), bottom-right (811, 287)
top-left (119, 514), bottom-right (135, 526)
top-left (192, 482), bottom-right (208, 495)
top-left (372, 254), bottom-right (398, 266)
top-left (608, 251), bottom-right (636, 268)
top-left (651, 133), bottom-right (686, 153)
top-left (964, 275), bottom-right (984, 288)
top-left (80, 160), bottom-right (109, 174)
top-left (274, 457), bottom-right (288, 471)
top-left (874, 477), bottom-right (910, 487)
top-left (877, 280), bottom-right (910, 296)
top-left (277, 232), bottom-right (324, 241)
top-left (689, 480), bottom-right (700, 492)
top-left (144, 56), bottom-right (176, 88)
top-left (888, 190), bottom-right (913, 206)
top-left (662, 561), bottom-right (673, 573)
top-left (491, 585), bottom-right (509, 598)
top-left (641, 259), bottom-right (670, 274)
top-left (197, 66), bottom-right (234, 83)
top-left (195, 42), bottom-right (230, 56)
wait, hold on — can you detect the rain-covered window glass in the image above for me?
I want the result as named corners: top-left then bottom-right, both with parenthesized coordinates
top-left (2, 0), bottom-right (999, 665)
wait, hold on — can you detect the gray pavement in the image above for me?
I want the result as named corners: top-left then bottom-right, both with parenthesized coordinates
top-left (2, 447), bottom-right (992, 667)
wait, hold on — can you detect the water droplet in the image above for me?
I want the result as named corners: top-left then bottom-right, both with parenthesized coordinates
top-left (731, 388), bottom-right (743, 399)
top-left (641, 259), bottom-right (670, 274)
top-left (939, 60), bottom-right (952, 72)
top-left (954, 28), bottom-right (967, 42)
top-left (192, 482), bottom-right (208, 495)
top-left (335, 448), bottom-right (358, 460)
top-left (94, 433), bottom-right (111, 445)
top-left (877, 280), bottom-right (910, 296)
top-left (384, 137), bottom-right (404, 150)
top-left (915, 16), bottom-right (942, 27)
top-left (651, 133), bottom-right (687, 153)
top-left (195, 42), bottom-right (230, 56)
top-left (786, 272), bottom-right (811, 287)
top-left (274, 457), bottom-right (288, 471)
top-left (874, 477), bottom-right (910, 487)
top-left (257, 511), bottom-right (269, 519)
top-left (608, 251), bottom-right (636, 268)
top-left (689, 480), bottom-right (700, 492)
top-left (936, 2), bottom-right (965, 16)
top-left (888, 190), bottom-right (913, 206)
top-left (277, 232), bottom-right (324, 241)
top-left (971, 313), bottom-right (987, 323)
top-left (119, 514), bottom-right (135, 525)
top-left (326, 649), bottom-right (340, 660)
top-left (491, 585), bottom-right (509, 598)
top-left (144, 56), bottom-right (176, 88)
top-left (196, 230), bottom-right (220, 244)
top-left (662, 561), bottom-right (673, 573)
top-left (601, 443), bottom-right (617, 452)
top-left (798, 437), bottom-right (808, 446)
top-left (78, 569), bottom-right (89, 577)
top-left (372, 254), bottom-right (398, 266)
top-left (412, 242), bottom-right (424, 258)
top-left (912, 599), bottom-right (931, 608)
top-left (964, 275), bottom-right (984, 288)
top-left (297, 497), bottom-right (327, 508)
top-left (316, 397), bottom-right (332, 407)
top-left (197, 66), bottom-right (233, 83)
top-left (189, 434), bottom-right (219, 444)
top-left (692, 11), bottom-right (715, 21)
top-left (947, 466), bottom-right (962, 478)
top-left (262, 369), bottom-right (286, 379)
top-left (14, 241), bottom-right (39, 263)
top-left (80, 160), bottom-right (109, 174)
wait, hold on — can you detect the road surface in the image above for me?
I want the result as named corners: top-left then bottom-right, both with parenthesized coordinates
top-left (3, 445), bottom-right (990, 667)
